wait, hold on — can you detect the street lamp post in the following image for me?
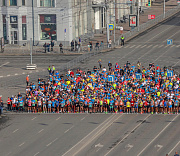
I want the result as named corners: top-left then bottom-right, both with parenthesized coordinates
top-left (32, 0), bottom-right (35, 46)
top-left (163, 0), bottom-right (165, 18)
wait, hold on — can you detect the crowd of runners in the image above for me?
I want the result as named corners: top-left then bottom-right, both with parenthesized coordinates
top-left (6, 60), bottom-right (180, 114)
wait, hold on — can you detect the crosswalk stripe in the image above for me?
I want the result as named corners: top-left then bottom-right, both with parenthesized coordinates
top-left (165, 45), bottom-right (169, 48)
top-left (129, 45), bottom-right (136, 48)
top-left (124, 45), bottom-right (130, 48)
top-left (141, 45), bottom-right (147, 48)
top-left (176, 45), bottom-right (180, 47)
top-left (171, 45), bottom-right (175, 48)
top-left (153, 45), bottom-right (159, 48)
top-left (159, 45), bottom-right (163, 48)
top-left (135, 45), bottom-right (141, 48)
top-left (147, 45), bottom-right (152, 48)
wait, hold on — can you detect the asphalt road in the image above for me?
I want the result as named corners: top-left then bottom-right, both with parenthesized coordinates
top-left (0, 9), bottom-right (180, 156)
top-left (0, 114), bottom-right (179, 156)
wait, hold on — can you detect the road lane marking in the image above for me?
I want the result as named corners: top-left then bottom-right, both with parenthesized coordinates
top-left (172, 59), bottom-right (180, 67)
top-left (46, 138), bottom-right (58, 147)
top-left (124, 45), bottom-right (130, 48)
top-left (137, 115), bottom-right (179, 156)
top-left (146, 20), bottom-right (180, 42)
top-left (141, 45), bottom-right (147, 48)
top-left (168, 141), bottom-right (180, 155)
top-left (164, 30), bottom-right (180, 43)
top-left (31, 117), bottom-right (37, 120)
top-left (19, 142), bottom-right (25, 147)
top-left (159, 45), bottom-right (163, 48)
top-left (153, 47), bottom-right (172, 62)
top-left (129, 45), bottom-right (136, 48)
top-left (0, 62), bottom-right (9, 68)
top-left (81, 115), bottom-right (89, 121)
top-left (125, 144), bottom-right (133, 152)
top-left (135, 45), bottom-right (141, 48)
top-left (7, 75), bottom-right (10, 77)
top-left (22, 72), bottom-right (25, 74)
top-left (64, 126), bottom-right (74, 133)
top-left (15, 73), bottom-right (18, 75)
top-left (71, 115), bottom-right (122, 156)
top-left (153, 45), bottom-right (159, 48)
top-left (56, 117), bottom-right (61, 120)
top-left (176, 45), bottom-right (180, 47)
top-left (62, 114), bottom-right (117, 156)
top-left (38, 129), bottom-right (44, 133)
top-left (34, 152), bottom-right (40, 156)
top-left (13, 129), bottom-right (19, 133)
top-left (154, 144), bottom-right (163, 151)
top-left (104, 114), bottom-right (150, 156)
top-left (0, 76), bottom-right (4, 78)
top-left (147, 45), bottom-right (152, 48)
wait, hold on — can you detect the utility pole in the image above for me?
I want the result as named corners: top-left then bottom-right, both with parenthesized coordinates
top-left (106, 0), bottom-right (109, 47)
top-left (163, 0), bottom-right (165, 18)
top-left (30, 38), bottom-right (32, 64)
top-left (137, 0), bottom-right (139, 31)
top-left (114, 0), bottom-right (116, 44)
top-left (32, 0), bottom-right (35, 46)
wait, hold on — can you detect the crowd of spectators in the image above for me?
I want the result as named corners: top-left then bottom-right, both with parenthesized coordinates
top-left (6, 61), bottom-right (180, 114)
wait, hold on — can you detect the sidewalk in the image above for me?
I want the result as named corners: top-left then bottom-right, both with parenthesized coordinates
top-left (82, 0), bottom-right (178, 47)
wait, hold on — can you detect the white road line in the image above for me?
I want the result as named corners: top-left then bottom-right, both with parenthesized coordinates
top-left (22, 72), bottom-right (25, 74)
top-left (0, 62), bottom-right (9, 68)
top-left (31, 117), bottom-right (37, 120)
top-left (38, 129), bottom-right (44, 133)
top-left (34, 152), bottom-right (40, 156)
top-left (168, 141), bottom-right (180, 155)
top-left (129, 45), bottom-right (136, 48)
top-left (172, 59), bottom-right (180, 67)
top-left (164, 30), bottom-right (180, 43)
top-left (104, 114), bottom-right (150, 156)
top-left (72, 115), bottom-right (122, 156)
top-left (62, 115), bottom-right (117, 156)
top-left (176, 45), bottom-right (180, 47)
top-left (147, 45), bottom-right (152, 48)
top-left (0, 76), bottom-right (4, 78)
top-left (141, 45), bottom-right (147, 48)
top-left (137, 115), bottom-right (179, 156)
top-left (15, 73), bottom-right (18, 75)
top-left (81, 117), bottom-right (86, 121)
top-left (165, 45), bottom-right (169, 48)
top-left (46, 138), bottom-right (58, 147)
top-left (146, 20), bottom-right (180, 42)
top-left (64, 126), bottom-right (74, 133)
top-left (135, 45), bottom-right (141, 48)
top-left (159, 45), bottom-right (164, 48)
top-left (153, 45), bottom-right (159, 48)
top-left (7, 75), bottom-right (10, 77)
top-left (171, 45), bottom-right (175, 48)
top-left (124, 45), bottom-right (130, 48)
top-left (19, 142), bottom-right (25, 147)
top-left (56, 117), bottom-right (61, 120)
top-left (13, 129), bottom-right (19, 133)
top-left (153, 47), bottom-right (172, 62)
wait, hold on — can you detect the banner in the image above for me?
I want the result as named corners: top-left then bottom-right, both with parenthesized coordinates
top-left (129, 15), bottom-right (137, 27)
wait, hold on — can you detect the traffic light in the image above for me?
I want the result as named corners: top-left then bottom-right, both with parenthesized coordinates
top-left (146, 0), bottom-right (151, 7)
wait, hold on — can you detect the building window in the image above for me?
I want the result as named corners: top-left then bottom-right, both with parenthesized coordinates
top-left (40, 0), bottom-right (55, 7)
top-left (9, 0), bottom-right (17, 6)
top-left (3, 15), bottom-right (7, 40)
top-left (39, 14), bottom-right (56, 40)
top-left (10, 16), bottom-right (18, 28)
top-left (3, 0), bottom-right (6, 6)
top-left (22, 0), bottom-right (25, 6)
top-left (22, 16), bottom-right (27, 40)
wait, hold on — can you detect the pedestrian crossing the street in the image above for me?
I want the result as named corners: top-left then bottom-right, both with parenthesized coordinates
top-left (123, 44), bottom-right (180, 49)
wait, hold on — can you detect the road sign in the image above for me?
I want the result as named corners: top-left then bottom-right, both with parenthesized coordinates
top-left (109, 24), bottom-right (114, 30)
top-left (146, 0), bottom-right (151, 7)
top-left (64, 28), bottom-right (66, 33)
top-left (148, 15), bottom-right (155, 19)
top-left (108, 75), bottom-right (115, 82)
top-left (136, 73), bottom-right (142, 79)
top-left (167, 70), bottom-right (173, 77)
top-left (167, 39), bottom-right (173, 45)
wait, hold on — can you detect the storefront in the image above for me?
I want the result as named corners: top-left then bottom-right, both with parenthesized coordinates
top-left (39, 14), bottom-right (56, 40)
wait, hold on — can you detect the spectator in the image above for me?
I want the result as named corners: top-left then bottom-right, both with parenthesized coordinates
top-left (174, 152), bottom-right (179, 156)
top-left (47, 43), bottom-right (50, 52)
top-left (108, 61), bottom-right (112, 71)
top-left (59, 43), bottom-right (63, 53)
top-left (26, 75), bottom-right (29, 86)
top-left (71, 40), bottom-right (74, 51)
top-left (108, 39), bottom-right (112, 48)
top-left (51, 40), bottom-right (54, 51)
top-left (100, 41), bottom-right (104, 49)
top-left (95, 41), bottom-right (99, 51)
top-left (43, 42), bottom-right (47, 53)
top-left (89, 41), bottom-right (93, 51)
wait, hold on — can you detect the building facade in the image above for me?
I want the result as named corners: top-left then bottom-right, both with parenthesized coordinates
top-left (0, 0), bottom-right (93, 45)
top-left (0, 0), bottom-right (148, 45)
